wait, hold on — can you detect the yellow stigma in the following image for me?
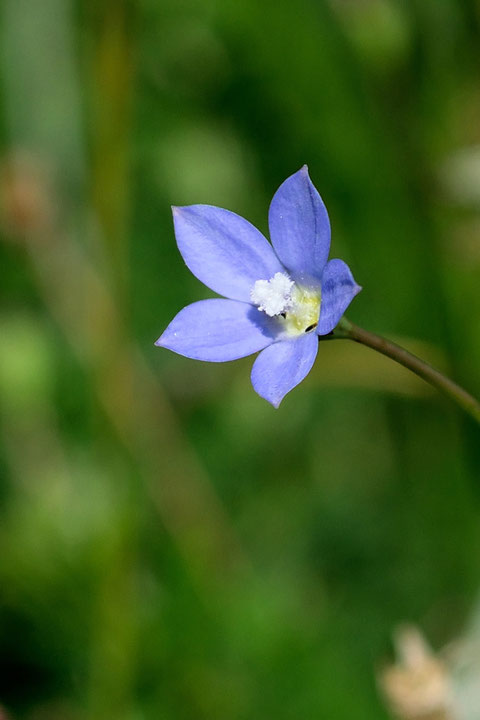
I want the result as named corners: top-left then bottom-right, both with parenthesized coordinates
top-left (282, 285), bottom-right (321, 336)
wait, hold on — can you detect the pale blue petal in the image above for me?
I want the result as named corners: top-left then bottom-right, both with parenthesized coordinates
top-left (155, 299), bottom-right (278, 362)
top-left (317, 259), bottom-right (361, 336)
top-left (251, 333), bottom-right (319, 408)
top-left (268, 166), bottom-right (330, 280)
top-left (173, 205), bottom-right (285, 302)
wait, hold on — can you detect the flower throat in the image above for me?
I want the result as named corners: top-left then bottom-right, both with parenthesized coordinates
top-left (250, 272), bottom-right (321, 336)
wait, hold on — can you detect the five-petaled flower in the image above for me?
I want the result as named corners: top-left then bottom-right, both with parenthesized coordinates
top-left (156, 166), bottom-right (361, 407)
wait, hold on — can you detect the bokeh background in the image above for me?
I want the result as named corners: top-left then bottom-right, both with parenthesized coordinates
top-left (1, 0), bottom-right (480, 718)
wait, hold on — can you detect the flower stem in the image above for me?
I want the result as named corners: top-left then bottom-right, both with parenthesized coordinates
top-left (333, 317), bottom-right (480, 424)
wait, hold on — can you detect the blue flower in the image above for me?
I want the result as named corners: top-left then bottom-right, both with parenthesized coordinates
top-left (156, 166), bottom-right (361, 407)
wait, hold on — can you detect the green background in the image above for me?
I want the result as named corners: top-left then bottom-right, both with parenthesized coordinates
top-left (1, 0), bottom-right (480, 717)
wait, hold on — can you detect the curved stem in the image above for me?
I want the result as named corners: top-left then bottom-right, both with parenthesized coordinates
top-left (332, 317), bottom-right (480, 424)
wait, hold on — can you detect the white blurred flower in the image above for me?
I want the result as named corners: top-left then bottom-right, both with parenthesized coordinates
top-left (380, 625), bottom-right (454, 720)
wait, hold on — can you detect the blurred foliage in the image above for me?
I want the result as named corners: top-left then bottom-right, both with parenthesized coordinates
top-left (1, 0), bottom-right (480, 718)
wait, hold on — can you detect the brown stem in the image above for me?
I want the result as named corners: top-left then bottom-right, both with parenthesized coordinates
top-left (333, 318), bottom-right (480, 424)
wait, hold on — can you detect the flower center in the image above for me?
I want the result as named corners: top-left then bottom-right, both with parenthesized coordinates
top-left (250, 272), bottom-right (294, 316)
top-left (250, 272), bottom-right (321, 336)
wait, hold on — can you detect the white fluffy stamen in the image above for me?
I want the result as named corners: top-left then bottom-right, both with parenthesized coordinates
top-left (251, 272), bottom-right (321, 335)
top-left (250, 272), bottom-right (294, 317)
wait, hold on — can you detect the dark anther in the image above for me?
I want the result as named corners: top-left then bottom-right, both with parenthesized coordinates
top-left (280, 312), bottom-right (286, 318)
top-left (305, 323), bottom-right (318, 332)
